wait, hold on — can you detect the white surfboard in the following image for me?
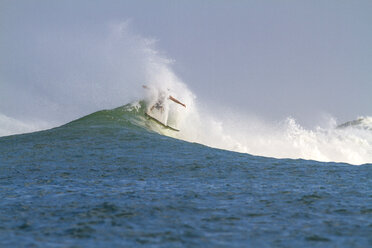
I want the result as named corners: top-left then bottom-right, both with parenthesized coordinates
top-left (145, 111), bottom-right (180, 132)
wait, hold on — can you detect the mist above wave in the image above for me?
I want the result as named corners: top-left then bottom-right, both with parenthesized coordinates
top-left (0, 22), bottom-right (174, 134)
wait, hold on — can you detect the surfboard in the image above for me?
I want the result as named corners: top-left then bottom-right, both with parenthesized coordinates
top-left (145, 112), bottom-right (180, 132)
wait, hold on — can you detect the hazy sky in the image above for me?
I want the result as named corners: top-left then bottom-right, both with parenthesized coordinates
top-left (1, 0), bottom-right (371, 126)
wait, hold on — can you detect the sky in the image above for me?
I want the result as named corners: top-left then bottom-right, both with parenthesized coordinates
top-left (1, 0), bottom-right (371, 127)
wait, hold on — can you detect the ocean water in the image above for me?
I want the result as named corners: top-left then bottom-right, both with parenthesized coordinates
top-left (1, 21), bottom-right (372, 247)
top-left (1, 104), bottom-right (371, 247)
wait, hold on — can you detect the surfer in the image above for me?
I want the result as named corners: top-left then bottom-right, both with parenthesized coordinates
top-left (142, 84), bottom-right (186, 132)
top-left (143, 85), bottom-right (186, 112)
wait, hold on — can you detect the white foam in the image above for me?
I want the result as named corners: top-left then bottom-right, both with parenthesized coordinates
top-left (143, 75), bottom-right (372, 165)
top-left (168, 103), bottom-right (372, 165)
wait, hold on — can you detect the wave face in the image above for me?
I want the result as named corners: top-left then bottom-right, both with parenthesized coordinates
top-left (1, 22), bottom-right (371, 165)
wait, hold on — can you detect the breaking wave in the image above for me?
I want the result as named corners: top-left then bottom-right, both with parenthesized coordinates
top-left (1, 22), bottom-right (371, 165)
top-left (62, 100), bottom-right (372, 166)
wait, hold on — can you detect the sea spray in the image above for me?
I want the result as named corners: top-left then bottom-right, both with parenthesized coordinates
top-left (0, 22), bottom-right (163, 134)
top-left (1, 21), bottom-right (371, 165)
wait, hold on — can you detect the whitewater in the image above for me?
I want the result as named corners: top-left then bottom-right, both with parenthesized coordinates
top-left (1, 23), bottom-right (371, 165)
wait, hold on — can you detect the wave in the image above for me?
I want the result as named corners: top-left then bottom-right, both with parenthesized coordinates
top-left (60, 100), bottom-right (372, 166)
top-left (1, 21), bottom-right (371, 165)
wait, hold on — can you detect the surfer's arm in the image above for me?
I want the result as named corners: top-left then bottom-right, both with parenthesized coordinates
top-left (169, 95), bottom-right (186, 108)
